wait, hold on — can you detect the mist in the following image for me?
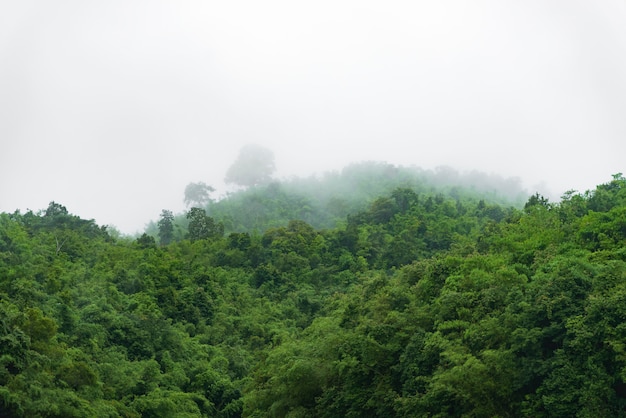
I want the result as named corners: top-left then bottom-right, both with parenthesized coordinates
top-left (1, 1), bottom-right (625, 234)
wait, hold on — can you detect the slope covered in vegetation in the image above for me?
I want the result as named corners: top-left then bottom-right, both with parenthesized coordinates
top-left (146, 162), bottom-right (528, 238)
top-left (1, 173), bottom-right (625, 417)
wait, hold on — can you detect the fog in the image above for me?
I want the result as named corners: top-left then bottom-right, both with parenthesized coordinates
top-left (1, 1), bottom-right (625, 234)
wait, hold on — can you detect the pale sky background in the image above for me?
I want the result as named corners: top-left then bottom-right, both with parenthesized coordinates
top-left (1, 1), bottom-right (625, 234)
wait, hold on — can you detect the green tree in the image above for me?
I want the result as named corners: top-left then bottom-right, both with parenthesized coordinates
top-left (44, 201), bottom-right (68, 218)
top-left (158, 209), bottom-right (174, 246)
top-left (186, 207), bottom-right (224, 241)
top-left (524, 192), bottom-right (550, 211)
top-left (136, 233), bottom-right (157, 249)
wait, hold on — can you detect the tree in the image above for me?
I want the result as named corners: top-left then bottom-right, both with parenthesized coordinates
top-left (184, 182), bottom-right (215, 208)
top-left (158, 210), bottom-right (174, 246)
top-left (136, 233), bottom-right (157, 249)
top-left (44, 201), bottom-right (68, 218)
top-left (43, 201), bottom-right (70, 230)
top-left (186, 207), bottom-right (223, 241)
top-left (225, 144), bottom-right (276, 187)
top-left (524, 193), bottom-right (550, 211)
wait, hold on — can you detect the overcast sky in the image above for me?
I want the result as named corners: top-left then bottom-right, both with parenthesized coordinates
top-left (1, 1), bottom-right (625, 234)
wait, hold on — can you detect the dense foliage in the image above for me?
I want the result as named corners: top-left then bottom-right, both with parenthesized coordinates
top-left (1, 172), bottom-right (625, 417)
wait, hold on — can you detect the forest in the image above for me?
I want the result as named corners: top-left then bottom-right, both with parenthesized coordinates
top-left (1, 164), bottom-right (626, 417)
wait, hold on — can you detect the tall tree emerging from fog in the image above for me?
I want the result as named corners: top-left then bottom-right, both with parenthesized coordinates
top-left (157, 209), bottom-right (174, 246)
top-left (183, 182), bottom-right (215, 207)
top-left (225, 144), bottom-right (276, 187)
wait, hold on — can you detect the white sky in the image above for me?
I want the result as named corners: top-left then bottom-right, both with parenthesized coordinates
top-left (1, 1), bottom-right (625, 234)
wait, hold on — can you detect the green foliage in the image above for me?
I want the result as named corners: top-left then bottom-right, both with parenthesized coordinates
top-left (136, 233), bottom-right (157, 249)
top-left (186, 207), bottom-right (224, 242)
top-left (158, 209), bottom-right (175, 246)
top-left (1, 174), bottom-right (626, 417)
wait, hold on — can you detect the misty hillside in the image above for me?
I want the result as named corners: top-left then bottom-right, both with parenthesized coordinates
top-left (146, 162), bottom-right (528, 239)
top-left (1, 174), bottom-right (625, 417)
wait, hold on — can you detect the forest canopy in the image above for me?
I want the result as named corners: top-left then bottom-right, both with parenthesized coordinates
top-left (1, 171), bottom-right (625, 417)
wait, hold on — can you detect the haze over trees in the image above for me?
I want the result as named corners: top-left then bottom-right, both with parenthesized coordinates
top-left (184, 182), bottom-right (215, 208)
top-left (1, 167), bottom-right (625, 417)
top-left (225, 144), bottom-right (276, 188)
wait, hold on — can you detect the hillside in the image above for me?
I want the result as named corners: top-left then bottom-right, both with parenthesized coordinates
top-left (1, 173), bottom-right (625, 417)
top-left (146, 162), bottom-right (529, 239)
